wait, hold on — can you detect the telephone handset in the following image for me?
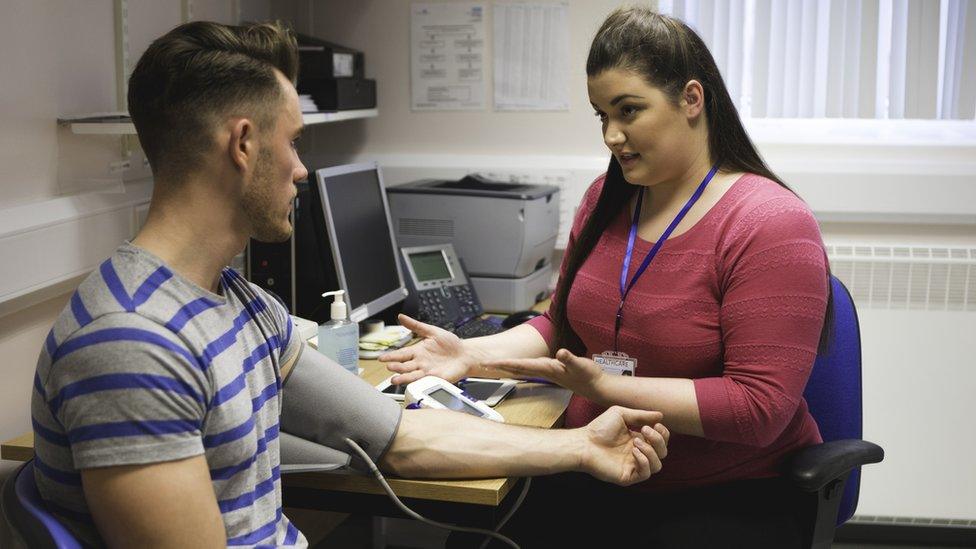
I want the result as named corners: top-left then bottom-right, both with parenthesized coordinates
top-left (398, 244), bottom-right (485, 329)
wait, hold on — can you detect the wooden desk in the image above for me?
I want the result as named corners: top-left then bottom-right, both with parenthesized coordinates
top-left (281, 357), bottom-right (570, 508)
top-left (2, 326), bottom-right (571, 519)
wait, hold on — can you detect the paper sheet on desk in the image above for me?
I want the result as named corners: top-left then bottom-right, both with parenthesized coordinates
top-left (359, 326), bottom-right (413, 352)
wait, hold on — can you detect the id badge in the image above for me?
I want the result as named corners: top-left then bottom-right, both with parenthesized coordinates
top-left (593, 351), bottom-right (636, 376)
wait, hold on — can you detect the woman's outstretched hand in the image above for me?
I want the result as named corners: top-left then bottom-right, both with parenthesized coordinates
top-left (379, 314), bottom-right (477, 384)
top-left (484, 348), bottom-right (606, 400)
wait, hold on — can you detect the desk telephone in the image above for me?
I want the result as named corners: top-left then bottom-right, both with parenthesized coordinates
top-left (399, 243), bottom-right (503, 338)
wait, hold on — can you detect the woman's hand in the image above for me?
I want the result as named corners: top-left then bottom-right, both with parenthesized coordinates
top-left (579, 407), bottom-right (669, 486)
top-left (485, 348), bottom-right (607, 401)
top-left (379, 314), bottom-right (477, 384)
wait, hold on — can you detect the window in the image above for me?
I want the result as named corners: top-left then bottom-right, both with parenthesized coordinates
top-left (658, 0), bottom-right (976, 120)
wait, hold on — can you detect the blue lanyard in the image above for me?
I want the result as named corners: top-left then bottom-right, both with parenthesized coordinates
top-left (614, 164), bottom-right (720, 351)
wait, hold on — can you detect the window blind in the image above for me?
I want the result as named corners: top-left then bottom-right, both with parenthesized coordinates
top-left (656, 0), bottom-right (976, 120)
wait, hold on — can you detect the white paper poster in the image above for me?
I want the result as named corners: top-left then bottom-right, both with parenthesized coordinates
top-left (494, 2), bottom-right (570, 111)
top-left (411, 3), bottom-right (487, 111)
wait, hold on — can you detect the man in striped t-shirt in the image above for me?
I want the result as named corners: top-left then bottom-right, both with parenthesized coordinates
top-left (30, 21), bottom-right (669, 548)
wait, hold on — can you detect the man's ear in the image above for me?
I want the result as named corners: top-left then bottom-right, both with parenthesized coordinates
top-left (228, 118), bottom-right (255, 174)
top-left (681, 80), bottom-right (705, 119)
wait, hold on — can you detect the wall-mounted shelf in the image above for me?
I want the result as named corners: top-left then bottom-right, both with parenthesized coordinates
top-left (59, 109), bottom-right (378, 135)
top-left (301, 109), bottom-right (378, 125)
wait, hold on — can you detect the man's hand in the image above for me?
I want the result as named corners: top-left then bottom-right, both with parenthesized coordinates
top-left (579, 406), bottom-right (669, 486)
top-left (485, 348), bottom-right (607, 401)
top-left (379, 314), bottom-right (476, 384)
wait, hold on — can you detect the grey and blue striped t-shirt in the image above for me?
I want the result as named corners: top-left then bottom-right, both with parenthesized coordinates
top-left (31, 243), bottom-right (309, 547)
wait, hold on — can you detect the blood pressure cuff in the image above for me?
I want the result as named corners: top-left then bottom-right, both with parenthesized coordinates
top-left (280, 344), bottom-right (402, 472)
top-left (279, 431), bottom-right (350, 473)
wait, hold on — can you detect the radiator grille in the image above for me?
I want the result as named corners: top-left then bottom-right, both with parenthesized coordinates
top-left (398, 218), bottom-right (454, 238)
top-left (826, 245), bottom-right (976, 310)
top-left (851, 515), bottom-right (976, 529)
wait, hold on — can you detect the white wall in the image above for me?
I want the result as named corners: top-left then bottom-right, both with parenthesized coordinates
top-left (299, 0), bottom-right (618, 158)
top-left (0, 1), bottom-right (116, 451)
top-left (0, 0), bottom-right (266, 459)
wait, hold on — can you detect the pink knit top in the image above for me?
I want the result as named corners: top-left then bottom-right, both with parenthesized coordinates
top-left (528, 173), bottom-right (828, 490)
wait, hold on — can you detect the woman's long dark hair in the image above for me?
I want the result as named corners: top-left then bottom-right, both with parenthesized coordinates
top-left (552, 7), bottom-right (833, 355)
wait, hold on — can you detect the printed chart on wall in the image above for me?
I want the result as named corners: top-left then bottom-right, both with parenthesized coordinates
top-left (411, 3), bottom-right (487, 111)
top-left (494, 2), bottom-right (570, 111)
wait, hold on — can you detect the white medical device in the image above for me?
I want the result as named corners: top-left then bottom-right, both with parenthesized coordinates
top-left (404, 376), bottom-right (505, 422)
top-left (377, 375), bottom-right (516, 407)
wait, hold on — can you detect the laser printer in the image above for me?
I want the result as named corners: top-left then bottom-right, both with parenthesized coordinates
top-left (386, 176), bottom-right (559, 313)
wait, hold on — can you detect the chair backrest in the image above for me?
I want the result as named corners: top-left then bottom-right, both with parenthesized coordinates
top-left (1, 461), bottom-right (82, 549)
top-left (803, 275), bottom-right (863, 524)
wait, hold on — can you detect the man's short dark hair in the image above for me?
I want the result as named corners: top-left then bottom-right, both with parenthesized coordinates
top-left (127, 21), bottom-right (298, 181)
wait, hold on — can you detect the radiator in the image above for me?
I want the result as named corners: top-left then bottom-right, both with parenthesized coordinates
top-left (825, 243), bottom-right (976, 525)
top-left (827, 244), bottom-right (976, 311)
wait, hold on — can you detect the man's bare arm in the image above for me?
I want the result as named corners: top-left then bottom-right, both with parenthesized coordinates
top-left (81, 455), bottom-right (225, 548)
top-left (380, 407), bottom-right (669, 486)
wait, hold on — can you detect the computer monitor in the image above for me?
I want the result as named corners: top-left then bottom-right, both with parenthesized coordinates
top-left (313, 162), bottom-right (407, 322)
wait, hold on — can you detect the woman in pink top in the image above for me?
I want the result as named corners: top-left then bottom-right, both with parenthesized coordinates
top-left (383, 7), bottom-right (831, 547)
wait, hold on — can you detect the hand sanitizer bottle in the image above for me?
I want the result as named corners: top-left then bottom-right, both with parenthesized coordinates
top-left (318, 290), bottom-right (359, 375)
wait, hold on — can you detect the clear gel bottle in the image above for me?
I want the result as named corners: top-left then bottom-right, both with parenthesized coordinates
top-left (317, 290), bottom-right (359, 375)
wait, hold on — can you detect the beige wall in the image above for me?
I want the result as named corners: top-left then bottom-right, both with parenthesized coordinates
top-left (0, 0), bottom-right (262, 456)
top-left (0, 2), bottom-right (115, 450)
top-left (302, 0), bottom-right (623, 160)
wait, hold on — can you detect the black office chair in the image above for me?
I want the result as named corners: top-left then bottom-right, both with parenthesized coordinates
top-left (2, 460), bottom-right (82, 549)
top-left (787, 275), bottom-right (884, 548)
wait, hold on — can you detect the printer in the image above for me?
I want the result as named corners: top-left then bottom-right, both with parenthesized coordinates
top-left (387, 175), bottom-right (559, 313)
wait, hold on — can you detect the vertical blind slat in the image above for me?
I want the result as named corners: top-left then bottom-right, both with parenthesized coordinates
top-left (813, 0), bottom-right (832, 117)
top-left (951, 0), bottom-right (976, 119)
top-left (826, 0), bottom-right (849, 117)
top-left (783, 0), bottom-right (803, 116)
top-left (876, 0), bottom-right (895, 118)
top-left (858, 0), bottom-right (881, 118)
top-left (797, 0), bottom-right (818, 117)
top-left (750, 0), bottom-right (772, 117)
top-left (904, 0), bottom-right (941, 118)
top-left (842, 0), bottom-right (864, 118)
top-left (725, 0), bottom-right (746, 112)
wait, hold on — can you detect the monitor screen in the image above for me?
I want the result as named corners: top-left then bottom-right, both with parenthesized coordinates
top-left (315, 163), bottom-right (406, 322)
top-left (407, 250), bottom-right (452, 283)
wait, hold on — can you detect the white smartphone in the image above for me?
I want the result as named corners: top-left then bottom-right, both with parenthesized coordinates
top-left (456, 378), bottom-right (517, 407)
top-left (375, 376), bottom-right (408, 401)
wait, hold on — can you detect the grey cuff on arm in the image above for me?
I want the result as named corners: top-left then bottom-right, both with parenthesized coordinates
top-left (279, 346), bottom-right (402, 472)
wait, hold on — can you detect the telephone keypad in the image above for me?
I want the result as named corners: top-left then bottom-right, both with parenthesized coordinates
top-left (417, 284), bottom-right (480, 326)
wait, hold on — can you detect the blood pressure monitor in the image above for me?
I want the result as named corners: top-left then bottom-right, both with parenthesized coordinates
top-left (405, 376), bottom-right (505, 422)
top-left (377, 375), bottom-right (515, 408)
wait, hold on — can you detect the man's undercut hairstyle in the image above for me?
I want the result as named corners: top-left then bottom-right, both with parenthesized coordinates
top-left (127, 20), bottom-right (298, 182)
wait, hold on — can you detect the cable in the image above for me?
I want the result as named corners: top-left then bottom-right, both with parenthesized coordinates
top-left (478, 477), bottom-right (531, 549)
top-left (343, 437), bottom-right (525, 549)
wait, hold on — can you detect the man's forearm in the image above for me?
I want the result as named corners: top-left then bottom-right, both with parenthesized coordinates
top-left (379, 409), bottom-right (582, 478)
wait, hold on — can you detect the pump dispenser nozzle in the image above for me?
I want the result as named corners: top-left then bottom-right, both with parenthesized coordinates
top-left (322, 290), bottom-right (348, 321)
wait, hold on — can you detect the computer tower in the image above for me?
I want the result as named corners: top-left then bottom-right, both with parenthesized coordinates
top-left (247, 181), bottom-right (339, 324)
